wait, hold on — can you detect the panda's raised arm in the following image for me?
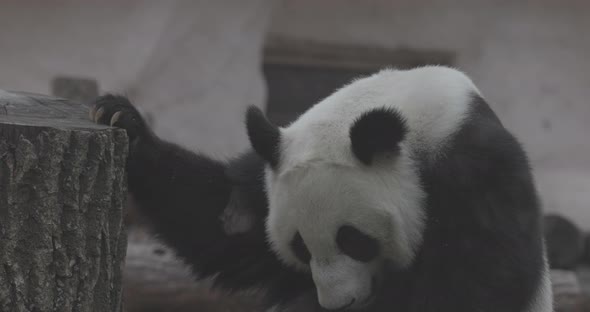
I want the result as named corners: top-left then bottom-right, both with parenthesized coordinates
top-left (89, 95), bottom-right (311, 298)
top-left (90, 95), bottom-right (233, 256)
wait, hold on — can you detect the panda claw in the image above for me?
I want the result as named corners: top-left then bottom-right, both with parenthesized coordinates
top-left (110, 111), bottom-right (123, 126)
top-left (94, 107), bottom-right (105, 123)
top-left (88, 94), bottom-right (150, 142)
top-left (88, 106), bottom-right (96, 121)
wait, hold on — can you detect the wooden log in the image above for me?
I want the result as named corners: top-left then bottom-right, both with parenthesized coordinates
top-left (0, 90), bottom-right (128, 312)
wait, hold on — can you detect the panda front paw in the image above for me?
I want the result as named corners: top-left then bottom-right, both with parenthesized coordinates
top-left (89, 94), bottom-right (149, 142)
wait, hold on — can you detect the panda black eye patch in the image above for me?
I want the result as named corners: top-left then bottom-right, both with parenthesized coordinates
top-left (336, 225), bottom-right (379, 262)
top-left (291, 232), bottom-right (312, 263)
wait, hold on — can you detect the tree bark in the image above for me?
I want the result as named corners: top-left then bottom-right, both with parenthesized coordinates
top-left (0, 90), bottom-right (128, 312)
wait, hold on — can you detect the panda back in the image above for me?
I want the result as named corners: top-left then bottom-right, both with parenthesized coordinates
top-left (280, 66), bottom-right (482, 168)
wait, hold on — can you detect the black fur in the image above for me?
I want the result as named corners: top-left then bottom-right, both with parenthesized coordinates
top-left (90, 92), bottom-right (545, 312)
top-left (349, 107), bottom-right (407, 165)
top-left (291, 232), bottom-right (312, 264)
top-left (246, 106), bottom-right (282, 169)
top-left (397, 94), bottom-right (544, 312)
top-left (91, 96), bottom-right (311, 307)
top-left (92, 94), bottom-right (150, 142)
top-left (336, 225), bottom-right (379, 263)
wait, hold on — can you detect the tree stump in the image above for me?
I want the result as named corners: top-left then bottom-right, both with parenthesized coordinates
top-left (0, 90), bottom-right (128, 312)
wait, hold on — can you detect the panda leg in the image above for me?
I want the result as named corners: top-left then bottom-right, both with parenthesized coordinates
top-left (90, 95), bottom-right (314, 302)
top-left (90, 95), bottom-right (233, 263)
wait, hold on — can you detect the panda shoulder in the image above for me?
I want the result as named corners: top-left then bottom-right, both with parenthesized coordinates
top-left (385, 66), bottom-right (483, 154)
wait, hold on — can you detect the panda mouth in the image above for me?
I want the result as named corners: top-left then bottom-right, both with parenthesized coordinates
top-left (355, 292), bottom-right (377, 309)
top-left (317, 292), bottom-right (376, 311)
top-left (352, 277), bottom-right (379, 309)
top-left (346, 284), bottom-right (378, 310)
top-left (340, 298), bottom-right (356, 310)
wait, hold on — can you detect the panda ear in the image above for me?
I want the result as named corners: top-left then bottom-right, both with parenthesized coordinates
top-left (246, 106), bottom-right (281, 169)
top-left (349, 108), bottom-right (407, 165)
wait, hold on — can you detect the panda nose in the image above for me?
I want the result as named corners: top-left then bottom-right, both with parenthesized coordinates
top-left (324, 298), bottom-right (356, 311)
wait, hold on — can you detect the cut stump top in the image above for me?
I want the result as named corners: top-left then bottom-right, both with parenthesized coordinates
top-left (0, 89), bottom-right (107, 129)
top-left (0, 89), bottom-right (112, 141)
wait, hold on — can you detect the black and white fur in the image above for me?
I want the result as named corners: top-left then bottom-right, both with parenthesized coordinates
top-left (91, 66), bottom-right (552, 312)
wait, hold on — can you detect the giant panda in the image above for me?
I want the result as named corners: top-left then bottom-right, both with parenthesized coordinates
top-left (90, 66), bottom-right (552, 312)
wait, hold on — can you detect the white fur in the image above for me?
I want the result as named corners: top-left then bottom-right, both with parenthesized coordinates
top-left (277, 65), bottom-right (479, 170)
top-left (263, 66), bottom-right (482, 309)
top-left (526, 248), bottom-right (554, 312)
top-left (311, 255), bottom-right (378, 310)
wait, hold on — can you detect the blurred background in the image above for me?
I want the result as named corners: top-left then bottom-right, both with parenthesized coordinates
top-left (1, 1), bottom-right (589, 311)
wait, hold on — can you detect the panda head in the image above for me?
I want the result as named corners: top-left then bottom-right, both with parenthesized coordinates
top-left (246, 77), bottom-right (428, 310)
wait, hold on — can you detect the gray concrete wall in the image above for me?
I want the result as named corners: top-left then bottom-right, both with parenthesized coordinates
top-left (269, 0), bottom-right (590, 227)
top-left (0, 0), bottom-right (275, 156)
